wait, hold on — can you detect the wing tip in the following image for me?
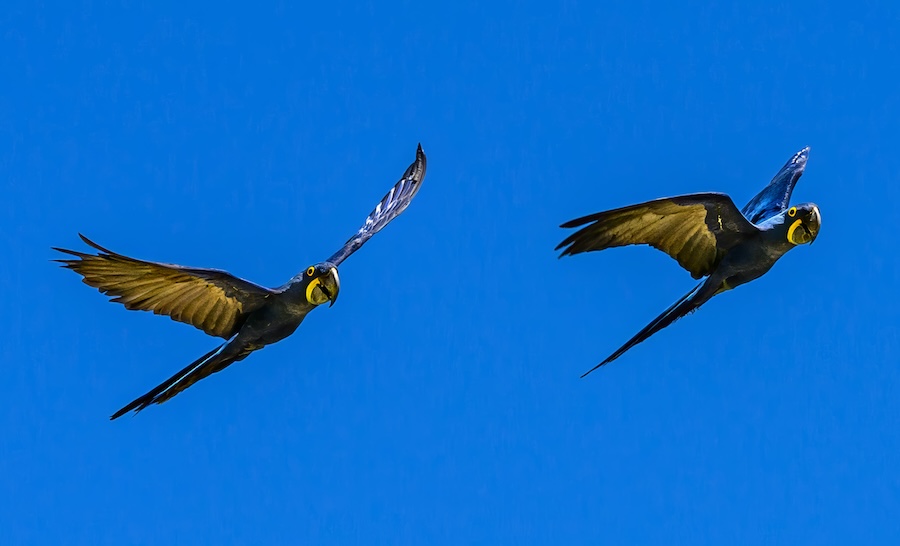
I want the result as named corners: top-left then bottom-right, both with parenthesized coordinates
top-left (50, 248), bottom-right (79, 260)
top-left (559, 213), bottom-right (600, 229)
top-left (792, 146), bottom-right (810, 167)
top-left (413, 143), bottom-right (427, 177)
top-left (51, 245), bottom-right (92, 268)
top-left (554, 229), bottom-right (588, 256)
top-left (554, 241), bottom-right (573, 255)
top-left (53, 234), bottom-right (117, 259)
top-left (77, 233), bottom-right (119, 256)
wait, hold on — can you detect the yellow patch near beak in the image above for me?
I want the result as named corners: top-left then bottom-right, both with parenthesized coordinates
top-left (787, 219), bottom-right (803, 244)
top-left (787, 218), bottom-right (816, 245)
top-left (306, 277), bottom-right (328, 305)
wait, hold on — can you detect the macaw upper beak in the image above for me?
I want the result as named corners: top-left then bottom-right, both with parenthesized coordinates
top-left (807, 205), bottom-right (821, 244)
top-left (321, 267), bottom-right (340, 307)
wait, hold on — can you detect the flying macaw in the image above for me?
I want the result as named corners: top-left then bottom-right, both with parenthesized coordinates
top-left (557, 147), bottom-right (821, 377)
top-left (55, 144), bottom-right (426, 418)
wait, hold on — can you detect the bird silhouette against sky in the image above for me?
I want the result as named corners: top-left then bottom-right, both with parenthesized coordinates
top-left (55, 144), bottom-right (426, 419)
top-left (557, 147), bottom-right (821, 376)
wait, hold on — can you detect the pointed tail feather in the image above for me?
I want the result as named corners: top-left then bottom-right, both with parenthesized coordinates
top-left (581, 279), bottom-right (718, 377)
top-left (110, 343), bottom-right (231, 419)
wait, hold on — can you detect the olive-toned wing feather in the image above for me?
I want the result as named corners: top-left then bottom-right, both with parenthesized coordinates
top-left (54, 234), bottom-right (274, 339)
top-left (740, 146), bottom-right (809, 224)
top-left (556, 193), bottom-right (757, 279)
top-left (327, 143), bottom-right (427, 267)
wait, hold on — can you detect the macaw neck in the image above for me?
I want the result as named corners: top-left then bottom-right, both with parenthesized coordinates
top-left (754, 213), bottom-right (796, 257)
top-left (279, 273), bottom-right (310, 292)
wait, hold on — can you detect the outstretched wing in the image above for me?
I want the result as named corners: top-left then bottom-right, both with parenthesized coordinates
top-left (54, 234), bottom-right (274, 339)
top-left (326, 143), bottom-right (427, 267)
top-left (556, 193), bottom-right (757, 279)
top-left (741, 146), bottom-right (809, 224)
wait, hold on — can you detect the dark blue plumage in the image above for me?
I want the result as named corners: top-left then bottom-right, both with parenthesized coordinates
top-left (54, 144), bottom-right (426, 419)
top-left (741, 146), bottom-right (809, 224)
top-left (557, 147), bottom-right (821, 376)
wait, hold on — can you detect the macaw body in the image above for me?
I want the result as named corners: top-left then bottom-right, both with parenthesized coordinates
top-left (55, 144), bottom-right (426, 418)
top-left (557, 147), bottom-right (821, 376)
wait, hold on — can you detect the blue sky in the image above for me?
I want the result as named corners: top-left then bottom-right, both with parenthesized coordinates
top-left (2, 1), bottom-right (899, 544)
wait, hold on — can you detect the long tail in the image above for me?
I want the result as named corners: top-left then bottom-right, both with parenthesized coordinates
top-left (581, 279), bottom-right (719, 377)
top-left (110, 343), bottom-right (240, 419)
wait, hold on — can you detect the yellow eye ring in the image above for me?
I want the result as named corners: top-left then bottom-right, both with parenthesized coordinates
top-left (306, 266), bottom-right (316, 277)
top-left (788, 207), bottom-right (797, 217)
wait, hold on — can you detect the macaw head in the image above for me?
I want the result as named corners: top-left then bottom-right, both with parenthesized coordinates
top-left (302, 263), bottom-right (340, 307)
top-left (785, 203), bottom-right (821, 246)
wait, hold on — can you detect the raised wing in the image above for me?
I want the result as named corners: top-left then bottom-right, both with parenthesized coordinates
top-left (327, 143), bottom-right (427, 267)
top-left (741, 146), bottom-right (809, 224)
top-left (556, 193), bottom-right (757, 279)
top-left (54, 234), bottom-right (274, 339)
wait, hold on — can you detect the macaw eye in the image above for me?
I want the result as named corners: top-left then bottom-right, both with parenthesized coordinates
top-left (306, 266), bottom-right (316, 277)
top-left (788, 207), bottom-right (797, 217)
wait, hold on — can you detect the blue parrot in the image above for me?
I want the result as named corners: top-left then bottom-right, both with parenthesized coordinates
top-left (557, 147), bottom-right (821, 377)
top-left (55, 144), bottom-right (426, 418)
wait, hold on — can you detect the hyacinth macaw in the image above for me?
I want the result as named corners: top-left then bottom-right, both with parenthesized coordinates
top-left (55, 144), bottom-right (426, 418)
top-left (557, 147), bottom-right (821, 377)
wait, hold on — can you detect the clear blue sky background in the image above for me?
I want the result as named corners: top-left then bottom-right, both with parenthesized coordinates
top-left (2, 1), bottom-right (899, 544)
